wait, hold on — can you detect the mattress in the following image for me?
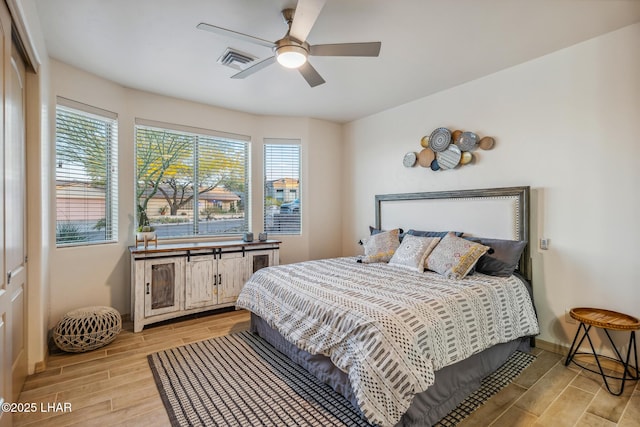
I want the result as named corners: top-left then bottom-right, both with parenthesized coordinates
top-left (251, 313), bottom-right (529, 426)
top-left (236, 257), bottom-right (539, 426)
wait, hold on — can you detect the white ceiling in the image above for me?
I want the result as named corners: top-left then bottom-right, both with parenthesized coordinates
top-left (34, 0), bottom-right (640, 123)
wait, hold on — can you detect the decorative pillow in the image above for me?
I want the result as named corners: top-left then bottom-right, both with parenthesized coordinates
top-left (370, 226), bottom-right (405, 240)
top-left (406, 229), bottom-right (463, 239)
top-left (465, 237), bottom-right (528, 277)
top-left (389, 235), bottom-right (441, 272)
top-left (359, 227), bottom-right (404, 245)
top-left (426, 232), bottom-right (490, 279)
top-left (360, 228), bottom-right (401, 263)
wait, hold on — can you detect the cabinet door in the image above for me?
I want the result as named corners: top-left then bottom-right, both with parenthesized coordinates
top-left (144, 257), bottom-right (184, 317)
top-left (218, 252), bottom-right (247, 304)
top-left (185, 256), bottom-right (217, 309)
top-left (246, 250), bottom-right (275, 282)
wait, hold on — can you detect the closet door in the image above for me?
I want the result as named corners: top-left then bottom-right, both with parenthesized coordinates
top-left (0, 4), bottom-right (6, 424)
top-left (7, 39), bottom-right (28, 403)
top-left (0, 2), bottom-right (11, 425)
top-left (0, 1), bottom-right (28, 423)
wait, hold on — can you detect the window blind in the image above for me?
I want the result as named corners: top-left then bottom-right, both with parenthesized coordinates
top-left (55, 102), bottom-right (118, 246)
top-left (264, 141), bottom-right (301, 235)
top-left (135, 123), bottom-right (249, 239)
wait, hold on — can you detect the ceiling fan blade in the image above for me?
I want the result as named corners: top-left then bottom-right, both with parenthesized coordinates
top-left (231, 56), bottom-right (277, 79)
top-left (298, 62), bottom-right (325, 87)
top-left (310, 42), bottom-right (381, 57)
top-left (197, 23), bottom-right (275, 49)
top-left (289, 0), bottom-right (327, 43)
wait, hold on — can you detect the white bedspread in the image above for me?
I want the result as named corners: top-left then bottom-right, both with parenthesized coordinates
top-left (236, 257), bottom-right (539, 426)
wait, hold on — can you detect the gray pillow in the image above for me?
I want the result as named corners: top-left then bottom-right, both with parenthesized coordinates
top-left (406, 229), bottom-right (463, 239)
top-left (465, 237), bottom-right (528, 277)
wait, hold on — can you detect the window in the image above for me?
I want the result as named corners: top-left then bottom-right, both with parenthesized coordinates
top-left (264, 141), bottom-right (301, 235)
top-left (135, 119), bottom-right (250, 239)
top-left (55, 98), bottom-right (118, 246)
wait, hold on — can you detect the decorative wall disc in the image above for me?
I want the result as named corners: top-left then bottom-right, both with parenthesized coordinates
top-left (420, 135), bottom-right (430, 148)
top-left (451, 129), bottom-right (463, 143)
top-left (436, 144), bottom-right (462, 170)
top-left (417, 148), bottom-right (436, 167)
top-left (428, 128), bottom-right (451, 152)
top-left (403, 151), bottom-right (417, 167)
top-left (457, 132), bottom-right (479, 151)
top-left (479, 136), bottom-right (495, 150)
top-left (460, 151), bottom-right (473, 165)
top-left (430, 159), bottom-right (440, 171)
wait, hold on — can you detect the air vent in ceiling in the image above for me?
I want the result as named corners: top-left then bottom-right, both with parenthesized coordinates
top-left (217, 48), bottom-right (258, 71)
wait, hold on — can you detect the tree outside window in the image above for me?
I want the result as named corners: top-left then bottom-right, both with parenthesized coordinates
top-left (135, 124), bottom-right (249, 239)
top-left (55, 101), bottom-right (118, 246)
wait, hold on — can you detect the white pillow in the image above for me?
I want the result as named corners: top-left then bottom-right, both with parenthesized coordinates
top-left (389, 235), bottom-right (440, 272)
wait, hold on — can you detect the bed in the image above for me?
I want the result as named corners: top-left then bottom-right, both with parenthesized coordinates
top-left (236, 187), bottom-right (539, 426)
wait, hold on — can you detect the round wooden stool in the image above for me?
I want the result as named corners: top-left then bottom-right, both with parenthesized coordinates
top-left (564, 307), bottom-right (639, 395)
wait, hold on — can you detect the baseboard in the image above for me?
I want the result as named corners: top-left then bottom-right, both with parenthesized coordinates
top-left (32, 342), bottom-right (50, 374)
top-left (33, 359), bottom-right (47, 374)
top-left (536, 339), bottom-right (570, 356)
top-left (536, 337), bottom-right (626, 363)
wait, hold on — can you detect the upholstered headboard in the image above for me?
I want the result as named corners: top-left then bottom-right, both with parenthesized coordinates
top-left (375, 186), bottom-right (531, 280)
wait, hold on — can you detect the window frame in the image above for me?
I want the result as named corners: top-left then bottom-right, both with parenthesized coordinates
top-left (263, 140), bottom-right (301, 236)
top-left (55, 97), bottom-right (118, 247)
top-left (134, 118), bottom-right (251, 240)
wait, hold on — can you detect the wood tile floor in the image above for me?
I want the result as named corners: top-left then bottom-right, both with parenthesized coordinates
top-left (13, 309), bottom-right (640, 426)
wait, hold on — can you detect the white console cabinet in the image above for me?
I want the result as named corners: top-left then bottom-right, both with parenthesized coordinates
top-left (130, 240), bottom-right (280, 332)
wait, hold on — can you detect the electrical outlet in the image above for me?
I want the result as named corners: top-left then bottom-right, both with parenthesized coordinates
top-left (540, 238), bottom-right (549, 250)
top-left (565, 308), bottom-right (576, 324)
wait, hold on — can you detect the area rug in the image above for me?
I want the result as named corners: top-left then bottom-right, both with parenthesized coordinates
top-left (148, 331), bottom-right (535, 426)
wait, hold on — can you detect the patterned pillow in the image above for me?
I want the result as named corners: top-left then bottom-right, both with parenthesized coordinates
top-left (369, 226), bottom-right (405, 241)
top-left (360, 229), bottom-right (401, 263)
top-left (389, 235), bottom-right (440, 272)
top-left (426, 232), bottom-right (490, 279)
top-left (358, 227), bottom-right (404, 246)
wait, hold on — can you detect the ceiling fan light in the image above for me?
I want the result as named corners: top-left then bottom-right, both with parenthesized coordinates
top-left (276, 45), bottom-right (307, 68)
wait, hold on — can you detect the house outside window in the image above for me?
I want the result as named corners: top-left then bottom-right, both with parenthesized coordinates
top-left (55, 98), bottom-right (118, 246)
top-left (135, 119), bottom-right (250, 239)
top-left (264, 141), bottom-right (301, 235)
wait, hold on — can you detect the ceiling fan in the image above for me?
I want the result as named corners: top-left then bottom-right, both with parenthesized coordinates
top-left (196, 0), bottom-right (381, 87)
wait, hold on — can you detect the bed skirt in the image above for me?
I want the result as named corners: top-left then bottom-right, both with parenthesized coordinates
top-left (251, 313), bottom-right (530, 426)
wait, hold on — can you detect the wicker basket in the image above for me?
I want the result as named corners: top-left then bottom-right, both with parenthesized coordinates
top-left (53, 306), bottom-right (122, 353)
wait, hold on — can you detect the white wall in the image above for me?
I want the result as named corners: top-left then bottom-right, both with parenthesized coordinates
top-left (47, 60), bottom-right (343, 326)
top-left (342, 23), bottom-right (640, 351)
